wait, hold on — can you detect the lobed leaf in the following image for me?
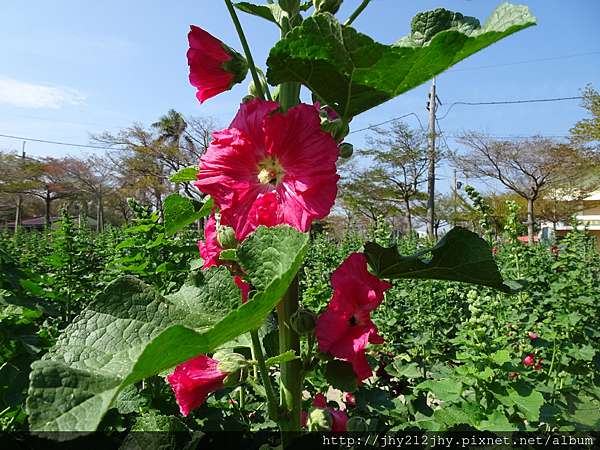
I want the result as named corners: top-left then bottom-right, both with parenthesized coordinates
top-left (163, 193), bottom-right (213, 235)
top-left (267, 5), bottom-right (535, 118)
top-left (364, 227), bottom-right (525, 293)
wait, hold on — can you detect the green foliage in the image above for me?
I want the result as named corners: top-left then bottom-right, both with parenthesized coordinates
top-left (267, 5), bottom-right (535, 118)
top-left (26, 226), bottom-right (309, 433)
top-left (365, 227), bottom-right (524, 293)
top-left (163, 193), bottom-right (213, 236)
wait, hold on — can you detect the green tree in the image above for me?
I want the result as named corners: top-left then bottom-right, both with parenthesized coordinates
top-left (571, 84), bottom-right (600, 148)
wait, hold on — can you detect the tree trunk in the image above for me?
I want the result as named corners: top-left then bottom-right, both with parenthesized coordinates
top-left (96, 195), bottom-right (104, 232)
top-left (14, 195), bottom-right (22, 234)
top-left (45, 190), bottom-right (52, 229)
top-left (404, 197), bottom-right (413, 235)
top-left (527, 197), bottom-right (535, 246)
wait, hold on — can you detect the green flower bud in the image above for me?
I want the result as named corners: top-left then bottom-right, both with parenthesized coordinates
top-left (346, 416), bottom-right (368, 432)
top-left (313, 0), bottom-right (343, 14)
top-left (339, 143), bottom-right (353, 158)
top-left (214, 351), bottom-right (247, 373)
top-left (321, 118), bottom-right (349, 142)
top-left (221, 48), bottom-right (249, 85)
top-left (217, 225), bottom-right (239, 250)
top-left (290, 308), bottom-right (317, 335)
top-left (247, 68), bottom-right (269, 98)
top-left (307, 408), bottom-right (333, 432)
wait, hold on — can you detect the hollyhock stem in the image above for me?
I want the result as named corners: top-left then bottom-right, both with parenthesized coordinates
top-left (250, 330), bottom-right (279, 421)
top-left (223, 0), bottom-right (271, 101)
top-left (344, 0), bottom-right (372, 26)
top-left (277, 276), bottom-right (302, 438)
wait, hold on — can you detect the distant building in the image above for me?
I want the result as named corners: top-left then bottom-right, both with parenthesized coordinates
top-left (540, 190), bottom-right (600, 249)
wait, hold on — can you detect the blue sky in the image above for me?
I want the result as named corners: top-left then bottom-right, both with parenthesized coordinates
top-left (0, 0), bottom-right (599, 192)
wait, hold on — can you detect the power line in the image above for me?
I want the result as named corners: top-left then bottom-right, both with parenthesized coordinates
top-left (446, 50), bottom-right (600, 73)
top-left (349, 112), bottom-right (426, 135)
top-left (438, 96), bottom-right (583, 120)
top-left (0, 133), bottom-right (114, 150)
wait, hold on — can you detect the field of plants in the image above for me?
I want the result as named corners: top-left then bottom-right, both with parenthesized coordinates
top-left (1, 203), bottom-right (599, 444)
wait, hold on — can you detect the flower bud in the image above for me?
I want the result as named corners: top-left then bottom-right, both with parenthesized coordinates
top-left (338, 143), bottom-right (353, 158)
top-left (346, 416), bottom-right (368, 432)
top-left (321, 118), bottom-right (349, 142)
top-left (313, 0), bottom-right (343, 14)
top-left (290, 308), bottom-right (317, 335)
top-left (307, 408), bottom-right (333, 431)
top-left (214, 351), bottom-right (247, 373)
top-left (247, 69), bottom-right (269, 98)
top-left (217, 225), bottom-right (239, 250)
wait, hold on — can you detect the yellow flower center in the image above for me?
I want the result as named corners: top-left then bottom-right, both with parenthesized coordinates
top-left (257, 157), bottom-right (285, 185)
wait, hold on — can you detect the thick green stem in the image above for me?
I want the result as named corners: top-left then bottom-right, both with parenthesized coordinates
top-left (344, 0), bottom-right (371, 26)
top-left (250, 330), bottom-right (279, 421)
top-left (277, 277), bottom-right (302, 440)
top-left (224, 0), bottom-right (268, 100)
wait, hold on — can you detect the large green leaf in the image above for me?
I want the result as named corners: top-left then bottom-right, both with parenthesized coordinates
top-left (267, 5), bottom-right (535, 118)
top-left (27, 226), bottom-right (309, 432)
top-left (163, 193), bottom-right (213, 235)
top-left (364, 227), bottom-right (524, 293)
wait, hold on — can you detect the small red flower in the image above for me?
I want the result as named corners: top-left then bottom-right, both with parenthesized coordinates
top-left (534, 358), bottom-right (543, 371)
top-left (528, 331), bottom-right (538, 340)
top-left (522, 353), bottom-right (535, 367)
top-left (492, 246), bottom-right (498, 255)
top-left (167, 354), bottom-right (228, 416)
top-left (343, 392), bottom-right (356, 407)
top-left (195, 98), bottom-right (340, 241)
top-left (316, 253), bottom-right (391, 381)
top-left (550, 245), bottom-right (559, 256)
top-left (187, 25), bottom-right (248, 103)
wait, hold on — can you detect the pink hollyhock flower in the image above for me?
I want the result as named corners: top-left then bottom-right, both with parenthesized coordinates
top-left (528, 331), bottom-right (538, 340)
top-left (167, 354), bottom-right (228, 416)
top-left (302, 393), bottom-right (348, 432)
top-left (195, 98), bottom-right (340, 240)
top-left (316, 253), bottom-right (391, 381)
top-left (343, 392), bottom-right (356, 407)
top-left (187, 25), bottom-right (248, 103)
top-left (198, 213), bottom-right (249, 302)
top-left (522, 353), bottom-right (535, 367)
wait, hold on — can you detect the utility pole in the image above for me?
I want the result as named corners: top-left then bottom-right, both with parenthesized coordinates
top-left (426, 78), bottom-right (438, 239)
top-left (14, 141), bottom-right (26, 235)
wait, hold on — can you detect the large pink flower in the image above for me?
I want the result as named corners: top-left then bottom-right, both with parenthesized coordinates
top-left (167, 354), bottom-right (228, 416)
top-left (198, 213), bottom-right (250, 302)
top-left (187, 25), bottom-right (248, 103)
top-left (195, 98), bottom-right (340, 240)
top-left (316, 253), bottom-right (391, 381)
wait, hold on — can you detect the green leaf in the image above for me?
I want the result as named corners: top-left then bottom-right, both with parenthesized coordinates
top-left (27, 226), bottom-right (309, 433)
top-left (218, 249), bottom-right (238, 262)
top-left (163, 193), bottom-right (213, 235)
top-left (235, 1), bottom-right (312, 28)
top-left (267, 5), bottom-right (535, 118)
top-left (415, 378), bottom-right (463, 403)
top-left (169, 167), bottom-right (198, 183)
top-left (491, 382), bottom-right (544, 422)
top-left (365, 227), bottom-right (524, 293)
top-left (265, 350), bottom-right (298, 367)
top-left (325, 360), bottom-right (357, 392)
top-left (491, 349), bottom-right (512, 366)
top-left (433, 404), bottom-right (477, 427)
top-left (480, 409), bottom-right (516, 431)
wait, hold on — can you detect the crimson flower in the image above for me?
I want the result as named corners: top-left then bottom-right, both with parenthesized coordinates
top-left (522, 353), bottom-right (535, 367)
top-left (316, 253), bottom-right (391, 381)
top-left (187, 25), bottom-right (248, 103)
top-left (167, 354), bottom-right (228, 416)
top-left (534, 358), bottom-right (543, 371)
top-left (343, 392), bottom-right (356, 407)
top-left (528, 331), bottom-right (538, 340)
top-left (198, 212), bottom-right (249, 302)
top-left (195, 98), bottom-right (339, 240)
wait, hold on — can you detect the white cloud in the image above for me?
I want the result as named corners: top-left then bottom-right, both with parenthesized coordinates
top-left (0, 77), bottom-right (85, 109)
